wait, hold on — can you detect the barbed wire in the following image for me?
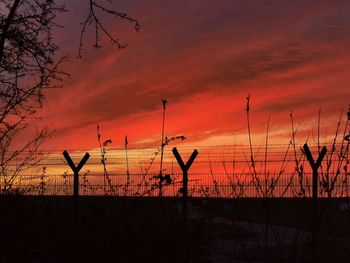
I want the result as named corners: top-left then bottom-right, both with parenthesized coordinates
top-left (3, 142), bottom-right (345, 154)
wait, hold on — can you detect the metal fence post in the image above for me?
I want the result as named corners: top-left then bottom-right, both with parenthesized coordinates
top-left (303, 143), bottom-right (327, 261)
top-left (172, 147), bottom-right (198, 229)
top-left (63, 150), bottom-right (90, 197)
top-left (303, 143), bottom-right (327, 199)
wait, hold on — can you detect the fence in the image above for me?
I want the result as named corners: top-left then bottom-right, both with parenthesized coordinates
top-left (4, 142), bottom-right (349, 197)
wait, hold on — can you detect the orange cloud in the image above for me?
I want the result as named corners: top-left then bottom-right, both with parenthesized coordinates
top-left (26, 0), bottom-right (350, 151)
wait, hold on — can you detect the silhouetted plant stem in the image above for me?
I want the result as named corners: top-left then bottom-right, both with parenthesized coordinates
top-left (221, 150), bottom-right (235, 197)
top-left (264, 116), bottom-right (270, 196)
top-left (262, 116), bottom-right (272, 261)
top-left (62, 171), bottom-right (69, 195)
top-left (290, 110), bottom-right (306, 197)
top-left (159, 98), bottom-right (167, 196)
top-left (278, 144), bottom-right (292, 197)
top-left (135, 150), bottom-right (159, 195)
top-left (97, 125), bottom-right (114, 195)
top-left (330, 111), bottom-right (349, 196)
top-left (345, 105), bottom-right (350, 196)
top-left (39, 166), bottom-right (46, 195)
top-left (125, 134), bottom-right (130, 193)
top-left (318, 109), bottom-right (321, 154)
top-left (324, 111), bottom-right (342, 197)
top-left (97, 125), bottom-right (106, 193)
top-left (208, 153), bottom-right (220, 197)
top-left (245, 94), bottom-right (262, 197)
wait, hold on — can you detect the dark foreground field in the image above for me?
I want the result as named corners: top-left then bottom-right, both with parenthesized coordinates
top-left (1, 196), bottom-right (350, 263)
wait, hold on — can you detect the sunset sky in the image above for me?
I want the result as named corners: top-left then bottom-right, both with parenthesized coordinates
top-left (31, 0), bottom-right (350, 151)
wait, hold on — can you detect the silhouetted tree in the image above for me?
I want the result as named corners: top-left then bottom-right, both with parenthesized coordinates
top-left (0, 0), bottom-right (139, 193)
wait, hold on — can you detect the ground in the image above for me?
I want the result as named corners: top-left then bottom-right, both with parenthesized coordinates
top-left (1, 196), bottom-right (350, 262)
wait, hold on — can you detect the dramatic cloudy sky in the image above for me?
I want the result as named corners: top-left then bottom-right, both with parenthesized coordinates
top-left (31, 0), bottom-right (350, 150)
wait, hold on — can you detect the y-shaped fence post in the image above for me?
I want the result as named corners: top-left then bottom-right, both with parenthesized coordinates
top-left (303, 143), bottom-right (327, 262)
top-left (172, 147), bottom-right (198, 229)
top-left (303, 144), bottom-right (327, 200)
top-left (63, 150), bottom-right (90, 197)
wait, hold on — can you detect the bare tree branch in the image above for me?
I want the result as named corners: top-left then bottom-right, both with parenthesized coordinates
top-left (78, 0), bottom-right (140, 57)
top-left (0, 0), bottom-right (139, 193)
